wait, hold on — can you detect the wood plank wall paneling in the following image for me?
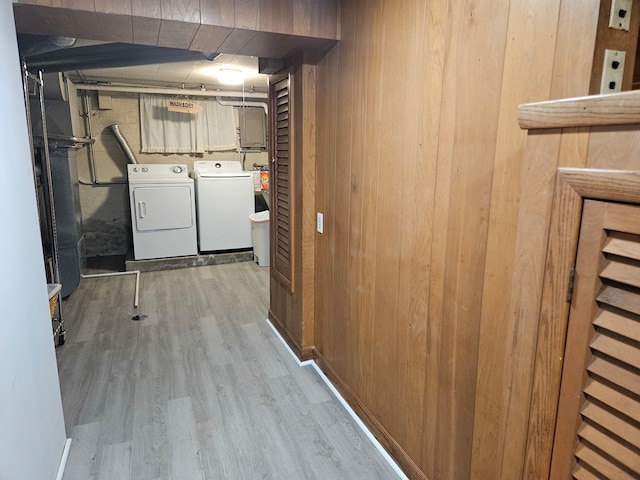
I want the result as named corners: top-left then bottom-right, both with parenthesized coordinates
top-left (315, 1), bottom-right (603, 480)
top-left (234, 0), bottom-right (260, 30)
top-left (301, 63), bottom-right (316, 350)
top-left (391, 0), bottom-right (428, 464)
top-left (550, 0), bottom-right (600, 100)
top-left (200, 0), bottom-right (234, 27)
top-left (470, 1), bottom-right (561, 478)
top-left (418, 2), bottom-right (448, 476)
top-left (587, 125), bottom-right (640, 169)
top-left (292, 0), bottom-right (310, 37)
top-left (260, 0), bottom-right (293, 34)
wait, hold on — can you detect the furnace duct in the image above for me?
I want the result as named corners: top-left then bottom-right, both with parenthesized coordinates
top-left (109, 124), bottom-right (137, 164)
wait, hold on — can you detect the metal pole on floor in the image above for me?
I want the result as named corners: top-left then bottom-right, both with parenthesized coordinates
top-left (80, 270), bottom-right (141, 308)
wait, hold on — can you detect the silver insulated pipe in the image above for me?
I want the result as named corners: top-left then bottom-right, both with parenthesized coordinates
top-left (109, 124), bottom-right (137, 164)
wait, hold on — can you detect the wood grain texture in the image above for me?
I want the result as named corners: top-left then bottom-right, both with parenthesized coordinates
top-left (519, 90), bottom-right (640, 130)
top-left (260, 0), bottom-right (293, 34)
top-left (314, 1), bottom-right (605, 479)
top-left (521, 163), bottom-right (583, 480)
top-left (300, 63), bottom-right (316, 351)
top-left (200, 0), bottom-right (234, 27)
top-left (471, 1), bottom-right (562, 478)
top-left (549, 0), bottom-right (600, 100)
top-left (548, 199), bottom-right (606, 479)
top-left (587, 125), bottom-right (640, 170)
top-left (234, 0), bottom-right (260, 29)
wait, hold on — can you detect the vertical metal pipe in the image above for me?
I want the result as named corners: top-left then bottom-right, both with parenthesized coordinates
top-left (82, 91), bottom-right (98, 184)
top-left (38, 71), bottom-right (61, 287)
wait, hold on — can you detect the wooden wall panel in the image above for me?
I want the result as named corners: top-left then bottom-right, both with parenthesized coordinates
top-left (234, 0), bottom-right (260, 30)
top-left (470, 1), bottom-right (561, 478)
top-left (200, 0), bottom-right (234, 27)
top-left (314, 0), bottom-right (603, 479)
top-left (300, 63), bottom-right (316, 350)
top-left (292, 0), bottom-right (310, 37)
top-left (260, 0), bottom-right (293, 34)
top-left (587, 125), bottom-right (640, 169)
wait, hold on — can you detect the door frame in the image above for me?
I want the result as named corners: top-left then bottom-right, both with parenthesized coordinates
top-left (524, 167), bottom-right (640, 478)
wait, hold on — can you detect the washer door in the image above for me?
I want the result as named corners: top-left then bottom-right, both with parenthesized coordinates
top-left (132, 185), bottom-right (194, 231)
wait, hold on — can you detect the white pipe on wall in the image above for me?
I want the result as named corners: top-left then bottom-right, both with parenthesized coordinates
top-left (217, 98), bottom-right (268, 114)
top-left (74, 82), bottom-right (267, 99)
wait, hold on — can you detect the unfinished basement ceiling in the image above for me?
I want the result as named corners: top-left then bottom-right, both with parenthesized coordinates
top-left (18, 35), bottom-right (268, 93)
top-left (67, 53), bottom-right (268, 93)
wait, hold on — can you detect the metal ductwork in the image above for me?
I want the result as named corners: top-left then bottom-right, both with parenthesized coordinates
top-left (18, 34), bottom-right (77, 58)
top-left (24, 43), bottom-right (217, 73)
top-left (109, 124), bottom-right (137, 164)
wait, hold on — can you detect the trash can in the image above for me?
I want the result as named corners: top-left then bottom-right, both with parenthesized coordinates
top-left (249, 211), bottom-right (270, 266)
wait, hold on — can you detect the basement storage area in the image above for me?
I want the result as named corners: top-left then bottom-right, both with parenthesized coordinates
top-left (12, 1), bottom-right (640, 480)
top-left (10, 1), bottom-right (396, 478)
top-left (18, 37), bottom-right (272, 268)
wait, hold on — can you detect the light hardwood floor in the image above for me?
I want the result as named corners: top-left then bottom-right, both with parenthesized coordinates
top-left (58, 260), bottom-right (400, 479)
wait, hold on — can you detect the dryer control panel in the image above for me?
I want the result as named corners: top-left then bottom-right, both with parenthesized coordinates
top-left (127, 164), bottom-right (190, 182)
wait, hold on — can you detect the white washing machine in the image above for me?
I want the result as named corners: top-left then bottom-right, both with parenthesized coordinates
top-left (191, 160), bottom-right (255, 251)
top-left (127, 164), bottom-right (197, 260)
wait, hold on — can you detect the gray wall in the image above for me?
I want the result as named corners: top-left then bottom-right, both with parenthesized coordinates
top-left (0, 1), bottom-right (67, 478)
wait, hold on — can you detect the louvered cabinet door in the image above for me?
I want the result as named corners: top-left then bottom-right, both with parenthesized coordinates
top-left (550, 200), bottom-right (640, 479)
top-left (269, 73), bottom-right (294, 293)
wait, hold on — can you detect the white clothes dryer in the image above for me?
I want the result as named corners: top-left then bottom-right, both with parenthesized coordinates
top-left (191, 160), bottom-right (255, 252)
top-left (127, 164), bottom-right (197, 260)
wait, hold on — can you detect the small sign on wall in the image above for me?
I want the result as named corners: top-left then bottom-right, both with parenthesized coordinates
top-left (167, 99), bottom-right (202, 114)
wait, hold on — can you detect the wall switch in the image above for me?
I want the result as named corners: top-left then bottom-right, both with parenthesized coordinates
top-left (609, 0), bottom-right (632, 31)
top-left (317, 212), bottom-right (324, 233)
top-left (600, 49), bottom-right (626, 94)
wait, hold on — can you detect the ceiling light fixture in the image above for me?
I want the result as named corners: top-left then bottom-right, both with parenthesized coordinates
top-left (217, 68), bottom-right (244, 85)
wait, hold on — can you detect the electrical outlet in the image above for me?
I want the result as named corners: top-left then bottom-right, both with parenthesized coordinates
top-left (609, 0), bottom-right (632, 31)
top-left (600, 49), bottom-right (626, 94)
top-left (317, 212), bottom-right (324, 234)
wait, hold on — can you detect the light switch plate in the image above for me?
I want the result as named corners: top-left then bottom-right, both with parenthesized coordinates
top-left (317, 212), bottom-right (324, 234)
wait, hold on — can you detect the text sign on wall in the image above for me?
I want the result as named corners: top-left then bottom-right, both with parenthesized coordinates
top-left (167, 99), bottom-right (203, 114)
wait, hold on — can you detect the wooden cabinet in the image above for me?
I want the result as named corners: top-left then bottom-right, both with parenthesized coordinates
top-left (551, 200), bottom-right (640, 479)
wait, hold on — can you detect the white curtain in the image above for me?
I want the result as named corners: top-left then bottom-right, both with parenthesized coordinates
top-left (140, 94), bottom-right (237, 153)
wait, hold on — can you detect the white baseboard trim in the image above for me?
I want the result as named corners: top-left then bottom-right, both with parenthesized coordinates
top-left (56, 438), bottom-right (72, 480)
top-left (265, 319), bottom-right (408, 480)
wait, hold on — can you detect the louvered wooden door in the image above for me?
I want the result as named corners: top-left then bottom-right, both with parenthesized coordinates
top-left (269, 72), bottom-right (294, 293)
top-left (550, 200), bottom-right (640, 479)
